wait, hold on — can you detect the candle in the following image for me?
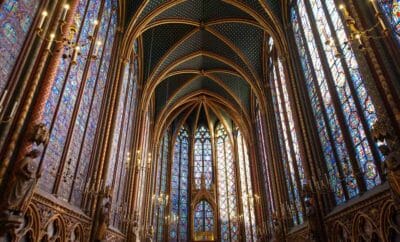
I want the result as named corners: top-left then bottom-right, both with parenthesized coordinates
top-left (47, 33), bottom-right (55, 50)
top-left (38, 11), bottom-right (48, 29)
top-left (339, 4), bottom-right (349, 17)
top-left (370, 0), bottom-right (380, 14)
top-left (72, 46), bottom-right (80, 63)
top-left (0, 89), bottom-right (8, 111)
top-left (10, 101), bottom-right (18, 118)
top-left (91, 19), bottom-right (99, 37)
top-left (355, 34), bottom-right (363, 48)
top-left (61, 4), bottom-right (70, 22)
top-left (93, 41), bottom-right (101, 57)
top-left (370, 0), bottom-right (387, 31)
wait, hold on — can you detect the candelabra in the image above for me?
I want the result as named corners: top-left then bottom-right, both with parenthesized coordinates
top-left (165, 213), bottom-right (179, 225)
top-left (36, 4), bottom-right (102, 64)
top-left (152, 193), bottom-right (169, 207)
top-left (337, 1), bottom-right (390, 51)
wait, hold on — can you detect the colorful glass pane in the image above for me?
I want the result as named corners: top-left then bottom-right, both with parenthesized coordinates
top-left (291, 6), bottom-right (348, 203)
top-left (194, 201), bottom-right (214, 239)
top-left (270, 59), bottom-right (304, 225)
top-left (169, 127), bottom-right (189, 241)
top-left (0, 0), bottom-right (40, 94)
top-left (237, 131), bottom-right (257, 241)
top-left (216, 124), bottom-right (239, 242)
top-left (379, 0), bottom-right (400, 44)
top-left (194, 126), bottom-right (213, 190)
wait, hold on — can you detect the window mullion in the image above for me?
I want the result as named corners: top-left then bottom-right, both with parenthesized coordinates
top-left (302, 0), bottom-right (367, 193)
top-left (274, 61), bottom-right (303, 224)
top-left (293, 5), bottom-right (350, 201)
top-left (321, 0), bottom-right (383, 180)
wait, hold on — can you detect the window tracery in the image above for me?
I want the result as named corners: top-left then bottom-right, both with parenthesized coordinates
top-left (169, 127), bottom-right (189, 241)
top-left (216, 123), bottom-right (239, 241)
top-left (194, 125), bottom-right (213, 190)
top-left (291, 0), bottom-right (383, 205)
top-left (39, 0), bottom-right (120, 207)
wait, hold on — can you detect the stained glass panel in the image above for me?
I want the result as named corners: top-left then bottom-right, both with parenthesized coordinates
top-left (194, 201), bottom-right (214, 240)
top-left (0, 0), bottom-right (40, 94)
top-left (237, 131), bottom-right (257, 241)
top-left (379, 0), bottom-right (400, 44)
top-left (194, 126), bottom-right (213, 190)
top-left (216, 124), bottom-right (239, 242)
top-left (169, 127), bottom-right (189, 241)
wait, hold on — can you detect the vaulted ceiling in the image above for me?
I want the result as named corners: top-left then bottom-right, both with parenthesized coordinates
top-left (122, 0), bottom-right (287, 131)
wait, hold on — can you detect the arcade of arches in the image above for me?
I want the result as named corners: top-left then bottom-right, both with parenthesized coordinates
top-left (0, 0), bottom-right (400, 241)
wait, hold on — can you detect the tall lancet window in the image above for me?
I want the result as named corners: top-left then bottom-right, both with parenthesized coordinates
top-left (291, 0), bottom-right (383, 204)
top-left (270, 57), bottom-right (304, 225)
top-left (169, 127), bottom-right (189, 241)
top-left (378, 0), bottom-right (400, 44)
top-left (194, 200), bottom-right (215, 240)
top-left (154, 131), bottom-right (170, 241)
top-left (39, 0), bottom-right (119, 206)
top-left (194, 125), bottom-right (213, 189)
top-left (255, 105), bottom-right (275, 216)
top-left (216, 123), bottom-right (239, 242)
top-left (0, 0), bottom-right (40, 92)
top-left (237, 131), bottom-right (257, 241)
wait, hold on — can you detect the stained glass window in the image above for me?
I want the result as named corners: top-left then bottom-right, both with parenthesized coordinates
top-left (255, 106), bottom-right (275, 215)
top-left (169, 127), bottom-right (189, 241)
top-left (38, 0), bottom-right (122, 207)
top-left (270, 56), bottom-right (304, 225)
top-left (378, 0), bottom-right (400, 44)
top-left (154, 131), bottom-right (170, 242)
top-left (237, 131), bottom-right (257, 241)
top-left (194, 201), bottom-right (214, 240)
top-left (194, 125), bottom-right (213, 190)
top-left (216, 123), bottom-right (239, 242)
top-left (0, 0), bottom-right (40, 95)
top-left (291, 0), bottom-right (383, 204)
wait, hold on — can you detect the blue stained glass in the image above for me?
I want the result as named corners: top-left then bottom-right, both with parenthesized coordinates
top-left (39, 0), bottom-right (89, 193)
top-left (379, 0), bottom-right (400, 44)
top-left (237, 131), bottom-right (257, 241)
top-left (216, 124), bottom-right (239, 242)
top-left (270, 59), bottom-right (303, 225)
top-left (194, 126), bottom-right (213, 190)
top-left (291, 7), bottom-right (347, 203)
top-left (308, 0), bottom-right (380, 189)
top-left (0, 0), bottom-right (40, 95)
top-left (194, 201), bottom-right (214, 240)
top-left (169, 127), bottom-right (189, 241)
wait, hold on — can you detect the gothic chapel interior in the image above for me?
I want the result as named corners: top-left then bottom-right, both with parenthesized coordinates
top-left (1, 0), bottom-right (400, 241)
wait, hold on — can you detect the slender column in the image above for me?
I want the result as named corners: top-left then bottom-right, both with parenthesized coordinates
top-left (0, 0), bottom-right (50, 149)
top-left (0, 0), bottom-right (79, 183)
top-left (303, 0), bottom-right (367, 193)
top-left (345, 0), bottom-right (400, 132)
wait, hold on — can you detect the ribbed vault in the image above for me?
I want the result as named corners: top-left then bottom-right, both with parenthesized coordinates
top-left (124, 0), bottom-right (286, 127)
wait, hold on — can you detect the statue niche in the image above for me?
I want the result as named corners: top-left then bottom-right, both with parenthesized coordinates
top-left (0, 149), bottom-right (41, 234)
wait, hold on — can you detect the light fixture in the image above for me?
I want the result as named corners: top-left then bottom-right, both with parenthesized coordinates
top-left (338, 1), bottom-right (389, 51)
top-left (36, 4), bottom-right (101, 64)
